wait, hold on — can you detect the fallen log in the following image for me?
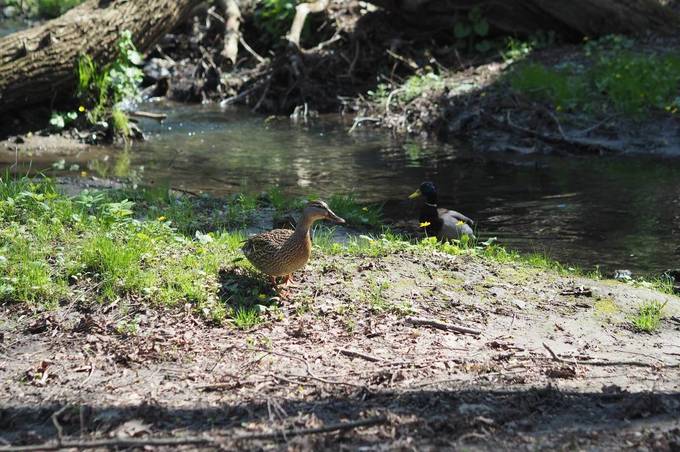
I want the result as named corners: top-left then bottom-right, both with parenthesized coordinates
top-left (0, 0), bottom-right (203, 114)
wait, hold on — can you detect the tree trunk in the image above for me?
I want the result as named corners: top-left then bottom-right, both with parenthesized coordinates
top-left (369, 0), bottom-right (680, 39)
top-left (0, 0), bottom-right (203, 114)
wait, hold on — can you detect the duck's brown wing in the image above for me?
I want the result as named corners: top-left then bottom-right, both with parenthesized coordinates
top-left (242, 229), bottom-right (293, 262)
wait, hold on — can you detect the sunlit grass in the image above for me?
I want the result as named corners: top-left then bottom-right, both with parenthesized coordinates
top-left (232, 306), bottom-right (262, 330)
top-left (631, 301), bottom-right (667, 333)
top-left (509, 35), bottom-right (680, 116)
top-left (0, 175), bottom-right (674, 326)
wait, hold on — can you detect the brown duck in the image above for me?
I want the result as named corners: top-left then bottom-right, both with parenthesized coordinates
top-left (242, 200), bottom-right (345, 284)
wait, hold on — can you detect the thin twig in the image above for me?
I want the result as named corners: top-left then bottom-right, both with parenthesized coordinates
top-left (220, 81), bottom-right (264, 107)
top-left (385, 88), bottom-right (404, 115)
top-left (0, 436), bottom-right (214, 451)
top-left (245, 347), bottom-right (365, 388)
top-left (0, 417), bottom-right (388, 451)
top-left (405, 317), bottom-right (481, 336)
top-left (239, 36), bottom-right (265, 63)
top-left (233, 416), bottom-right (387, 441)
top-left (542, 342), bottom-right (680, 368)
top-left (336, 348), bottom-right (382, 362)
top-left (543, 108), bottom-right (566, 140)
top-left (574, 114), bottom-right (619, 137)
top-left (385, 49), bottom-right (419, 70)
top-left (252, 79), bottom-right (271, 112)
top-left (348, 116), bottom-right (380, 134)
top-left (51, 405), bottom-right (69, 446)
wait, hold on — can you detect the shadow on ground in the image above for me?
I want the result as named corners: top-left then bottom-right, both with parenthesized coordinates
top-left (2, 387), bottom-right (679, 449)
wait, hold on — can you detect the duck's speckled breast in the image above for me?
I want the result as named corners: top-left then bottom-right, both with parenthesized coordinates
top-left (273, 232), bottom-right (312, 276)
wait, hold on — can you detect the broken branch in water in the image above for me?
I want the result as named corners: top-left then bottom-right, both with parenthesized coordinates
top-left (128, 111), bottom-right (167, 121)
top-left (348, 116), bottom-right (380, 134)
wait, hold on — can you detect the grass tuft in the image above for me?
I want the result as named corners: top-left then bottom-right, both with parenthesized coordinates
top-left (631, 301), bottom-right (667, 333)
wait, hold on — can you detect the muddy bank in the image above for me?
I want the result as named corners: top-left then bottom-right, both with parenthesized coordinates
top-left (4, 1), bottom-right (680, 156)
top-left (1, 246), bottom-right (679, 450)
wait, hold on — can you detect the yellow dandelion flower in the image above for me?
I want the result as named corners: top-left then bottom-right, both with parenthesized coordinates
top-left (157, 216), bottom-right (167, 222)
top-left (78, 106), bottom-right (86, 112)
top-left (419, 221), bottom-right (431, 228)
top-left (80, 171), bottom-right (88, 177)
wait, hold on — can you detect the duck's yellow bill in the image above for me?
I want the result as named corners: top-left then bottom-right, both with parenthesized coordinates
top-left (408, 189), bottom-right (421, 199)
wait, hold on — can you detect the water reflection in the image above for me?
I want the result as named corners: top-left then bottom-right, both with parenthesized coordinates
top-left (7, 102), bottom-right (680, 275)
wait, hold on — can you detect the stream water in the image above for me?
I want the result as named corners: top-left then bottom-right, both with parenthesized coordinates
top-left (7, 102), bottom-right (680, 275)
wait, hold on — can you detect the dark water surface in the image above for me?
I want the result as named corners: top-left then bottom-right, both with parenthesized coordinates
top-left (16, 103), bottom-right (680, 275)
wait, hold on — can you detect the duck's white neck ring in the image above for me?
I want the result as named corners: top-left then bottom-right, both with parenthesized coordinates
top-left (425, 202), bottom-right (438, 207)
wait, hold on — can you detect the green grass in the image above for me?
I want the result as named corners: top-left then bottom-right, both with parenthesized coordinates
top-left (1, 175), bottom-right (674, 327)
top-left (631, 301), bottom-right (667, 333)
top-left (509, 36), bottom-right (680, 117)
top-left (0, 175), bottom-right (251, 322)
top-left (4, 0), bottom-right (84, 18)
top-left (266, 188), bottom-right (382, 228)
top-left (111, 109), bottom-right (131, 137)
top-left (232, 306), bottom-right (262, 330)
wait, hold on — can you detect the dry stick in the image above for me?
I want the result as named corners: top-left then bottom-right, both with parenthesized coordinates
top-left (304, 33), bottom-right (343, 53)
top-left (220, 80), bottom-right (266, 107)
top-left (239, 35), bottom-right (265, 63)
top-left (244, 347), bottom-right (365, 388)
top-left (385, 88), bottom-right (405, 115)
top-left (0, 417), bottom-right (388, 452)
top-left (542, 342), bottom-right (680, 368)
top-left (50, 405), bottom-right (69, 446)
top-left (232, 416), bottom-right (387, 441)
top-left (0, 436), bottom-right (214, 452)
top-left (221, 0), bottom-right (241, 65)
top-left (286, 0), bottom-right (329, 48)
top-left (405, 317), bottom-right (481, 336)
top-left (574, 114), bottom-right (619, 137)
top-left (336, 348), bottom-right (382, 362)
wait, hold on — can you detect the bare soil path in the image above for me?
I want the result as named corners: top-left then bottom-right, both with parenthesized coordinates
top-left (2, 249), bottom-right (679, 450)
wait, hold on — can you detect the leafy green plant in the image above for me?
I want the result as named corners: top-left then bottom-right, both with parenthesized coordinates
top-left (6, 0), bottom-right (84, 19)
top-left (631, 301), bottom-right (667, 333)
top-left (74, 30), bottom-right (143, 132)
top-left (254, 0), bottom-right (299, 43)
top-left (454, 7), bottom-right (492, 53)
top-left (49, 111), bottom-right (78, 130)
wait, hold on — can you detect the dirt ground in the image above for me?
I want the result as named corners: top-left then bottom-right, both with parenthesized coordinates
top-left (2, 246), bottom-right (679, 450)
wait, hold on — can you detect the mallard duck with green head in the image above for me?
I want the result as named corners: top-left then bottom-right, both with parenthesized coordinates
top-left (409, 181), bottom-right (475, 241)
top-left (243, 200), bottom-right (345, 285)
